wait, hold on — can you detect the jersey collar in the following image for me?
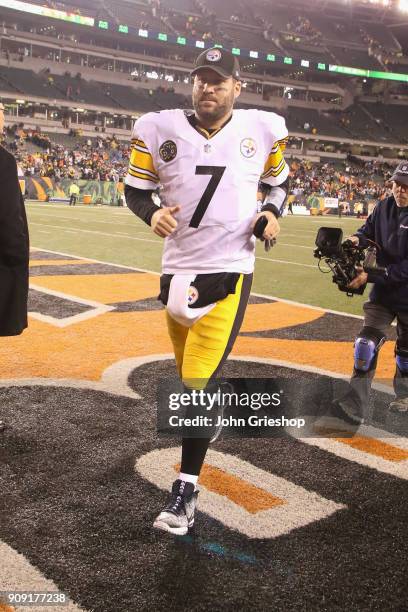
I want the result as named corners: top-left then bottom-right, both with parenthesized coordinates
top-left (184, 111), bottom-right (233, 140)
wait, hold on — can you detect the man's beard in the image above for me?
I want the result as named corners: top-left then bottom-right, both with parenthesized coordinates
top-left (192, 92), bottom-right (234, 124)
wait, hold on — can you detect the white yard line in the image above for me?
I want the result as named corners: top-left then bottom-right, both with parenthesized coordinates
top-left (250, 291), bottom-right (364, 319)
top-left (29, 210), bottom-right (143, 227)
top-left (30, 222), bottom-right (160, 244)
top-left (276, 243), bottom-right (312, 250)
top-left (30, 245), bottom-right (160, 275)
top-left (27, 202), bottom-right (129, 212)
top-left (256, 256), bottom-right (315, 268)
top-left (29, 245), bottom-right (368, 319)
top-left (31, 222), bottom-right (316, 266)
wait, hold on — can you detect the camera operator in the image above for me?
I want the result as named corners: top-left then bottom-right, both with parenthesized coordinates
top-left (335, 161), bottom-right (408, 422)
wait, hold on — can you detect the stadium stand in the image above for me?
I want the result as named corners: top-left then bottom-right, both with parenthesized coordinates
top-left (108, 3), bottom-right (165, 30)
top-left (160, 0), bottom-right (197, 12)
top-left (0, 66), bottom-right (62, 98)
top-left (102, 84), bottom-right (157, 112)
top-left (338, 104), bottom-right (394, 143)
top-left (1, 0), bottom-right (408, 174)
top-left (220, 24), bottom-right (282, 54)
top-left (1, 56), bottom-right (407, 148)
top-left (286, 107), bottom-right (351, 139)
top-left (310, 16), bottom-right (362, 45)
top-left (2, 117), bottom-right (394, 211)
top-left (329, 46), bottom-right (383, 71)
top-left (362, 23), bottom-right (401, 53)
top-left (0, 68), bottom-right (20, 94)
top-left (51, 73), bottom-right (112, 107)
top-left (362, 102), bottom-right (408, 143)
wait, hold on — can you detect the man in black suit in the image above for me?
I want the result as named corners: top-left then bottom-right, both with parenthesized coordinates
top-left (0, 102), bottom-right (30, 431)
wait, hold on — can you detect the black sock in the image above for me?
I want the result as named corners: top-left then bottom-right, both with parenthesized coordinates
top-left (180, 437), bottom-right (210, 476)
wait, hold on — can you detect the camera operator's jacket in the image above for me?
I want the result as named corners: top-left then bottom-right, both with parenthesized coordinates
top-left (355, 194), bottom-right (408, 310)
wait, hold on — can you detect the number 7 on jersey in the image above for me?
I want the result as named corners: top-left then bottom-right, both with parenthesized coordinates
top-left (189, 166), bottom-right (226, 228)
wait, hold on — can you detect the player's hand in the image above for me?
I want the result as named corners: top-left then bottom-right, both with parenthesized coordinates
top-left (151, 205), bottom-right (180, 238)
top-left (348, 267), bottom-right (368, 289)
top-left (252, 211), bottom-right (280, 241)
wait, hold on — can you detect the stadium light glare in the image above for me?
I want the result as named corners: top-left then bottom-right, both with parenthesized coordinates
top-left (0, 0), bottom-right (94, 25)
top-left (5, 0), bottom-right (408, 84)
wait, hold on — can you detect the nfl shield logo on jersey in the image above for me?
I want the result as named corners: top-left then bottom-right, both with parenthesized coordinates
top-left (240, 138), bottom-right (257, 158)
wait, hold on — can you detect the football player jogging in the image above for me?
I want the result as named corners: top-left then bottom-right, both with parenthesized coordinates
top-left (125, 48), bottom-right (290, 535)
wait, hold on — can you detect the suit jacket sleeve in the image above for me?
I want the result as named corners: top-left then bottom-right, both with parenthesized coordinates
top-left (0, 147), bottom-right (30, 335)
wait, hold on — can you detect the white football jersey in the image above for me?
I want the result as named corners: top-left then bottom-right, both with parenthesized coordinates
top-left (125, 108), bottom-right (289, 274)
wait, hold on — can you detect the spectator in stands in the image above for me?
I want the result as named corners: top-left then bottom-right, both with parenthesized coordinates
top-left (0, 101), bottom-right (30, 431)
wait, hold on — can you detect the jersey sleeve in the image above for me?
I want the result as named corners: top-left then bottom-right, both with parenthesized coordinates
top-left (260, 112), bottom-right (290, 187)
top-left (125, 116), bottom-right (160, 190)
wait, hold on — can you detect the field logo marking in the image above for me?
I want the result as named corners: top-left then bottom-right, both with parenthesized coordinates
top-left (0, 541), bottom-right (85, 611)
top-left (136, 447), bottom-right (346, 539)
top-left (29, 283), bottom-right (114, 328)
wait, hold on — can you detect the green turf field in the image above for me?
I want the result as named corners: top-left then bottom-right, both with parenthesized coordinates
top-left (26, 201), bottom-right (366, 315)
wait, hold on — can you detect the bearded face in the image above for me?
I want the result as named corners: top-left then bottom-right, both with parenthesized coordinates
top-left (192, 69), bottom-right (240, 126)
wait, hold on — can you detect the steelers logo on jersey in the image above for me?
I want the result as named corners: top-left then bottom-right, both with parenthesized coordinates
top-left (240, 138), bottom-right (257, 158)
top-left (206, 48), bottom-right (222, 62)
top-left (187, 285), bottom-right (199, 305)
top-left (159, 140), bottom-right (177, 163)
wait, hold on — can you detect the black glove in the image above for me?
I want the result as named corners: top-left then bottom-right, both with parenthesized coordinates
top-left (341, 239), bottom-right (356, 249)
top-left (253, 215), bottom-right (275, 252)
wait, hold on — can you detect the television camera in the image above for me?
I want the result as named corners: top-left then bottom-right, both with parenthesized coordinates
top-left (314, 227), bottom-right (384, 297)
